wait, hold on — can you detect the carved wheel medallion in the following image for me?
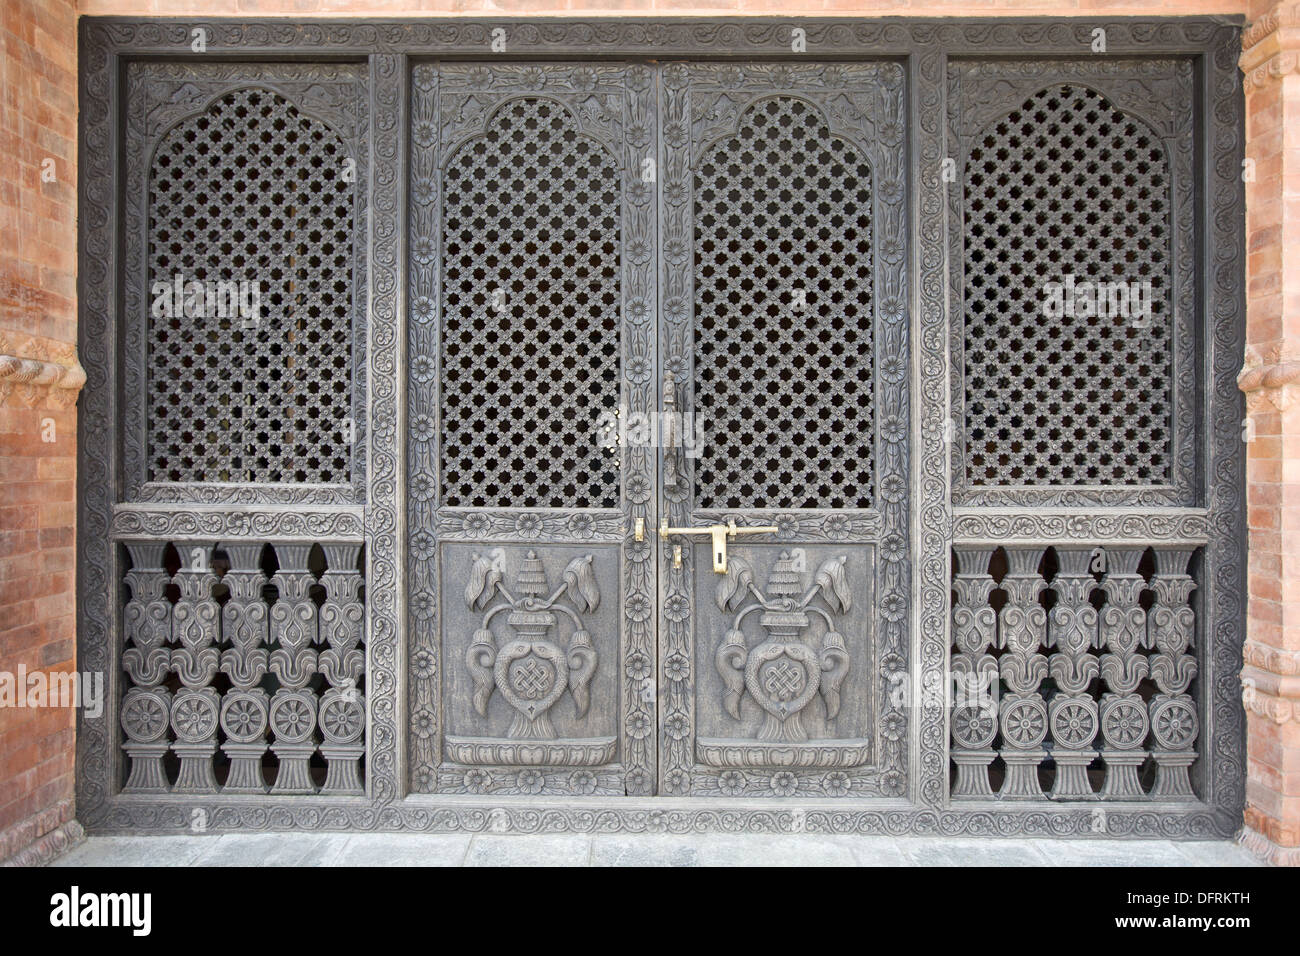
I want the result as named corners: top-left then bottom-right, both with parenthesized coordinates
top-left (1000, 697), bottom-right (1048, 749)
top-left (951, 703), bottom-right (997, 749)
top-left (1101, 696), bottom-right (1149, 749)
top-left (122, 689), bottom-right (170, 743)
top-left (170, 691), bottom-right (217, 743)
top-left (1049, 699), bottom-right (1098, 750)
top-left (219, 691), bottom-right (268, 744)
top-left (1151, 696), bottom-right (1198, 750)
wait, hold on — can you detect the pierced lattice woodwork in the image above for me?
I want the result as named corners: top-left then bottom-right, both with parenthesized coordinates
top-left (147, 87), bottom-right (356, 485)
top-left (440, 98), bottom-right (621, 509)
top-left (693, 96), bottom-right (876, 510)
top-left (962, 84), bottom-right (1173, 487)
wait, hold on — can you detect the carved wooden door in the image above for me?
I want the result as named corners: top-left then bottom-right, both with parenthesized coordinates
top-left (408, 62), bottom-right (660, 796)
top-left (77, 18), bottom-right (1247, 834)
top-left (654, 63), bottom-right (909, 798)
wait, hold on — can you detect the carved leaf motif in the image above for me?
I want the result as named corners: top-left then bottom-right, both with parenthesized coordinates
top-left (715, 555), bottom-right (753, 612)
top-left (716, 628), bottom-right (747, 720)
top-left (465, 627), bottom-right (497, 717)
top-left (567, 630), bottom-right (597, 718)
top-left (814, 556), bottom-right (851, 614)
top-left (464, 555), bottom-right (501, 610)
top-left (562, 555), bottom-right (600, 613)
top-left (819, 631), bottom-right (850, 720)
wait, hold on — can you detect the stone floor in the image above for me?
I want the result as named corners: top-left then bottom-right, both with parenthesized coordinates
top-left (47, 833), bottom-right (1264, 867)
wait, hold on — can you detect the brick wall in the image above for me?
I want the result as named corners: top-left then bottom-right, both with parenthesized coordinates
top-left (1239, 0), bottom-right (1300, 866)
top-left (0, 0), bottom-right (84, 865)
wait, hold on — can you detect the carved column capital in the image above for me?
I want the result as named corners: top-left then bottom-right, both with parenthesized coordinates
top-left (1238, 348), bottom-right (1300, 411)
top-left (1241, 645), bottom-right (1300, 724)
top-left (0, 332), bottom-right (85, 409)
top-left (1242, 2), bottom-right (1300, 89)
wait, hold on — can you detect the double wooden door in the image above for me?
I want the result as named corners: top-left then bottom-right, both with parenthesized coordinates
top-left (407, 60), bottom-right (908, 798)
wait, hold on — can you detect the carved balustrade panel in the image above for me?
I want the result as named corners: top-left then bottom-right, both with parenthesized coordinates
top-left (948, 544), bottom-right (1202, 802)
top-left (119, 540), bottom-right (366, 795)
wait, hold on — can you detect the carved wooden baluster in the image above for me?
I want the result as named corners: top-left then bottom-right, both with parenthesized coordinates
top-left (1098, 548), bottom-right (1151, 799)
top-left (169, 543), bottom-right (222, 793)
top-left (318, 543), bottom-right (365, 795)
top-left (996, 547), bottom-right (1050, 799)
top-left (121, 541), bottom-right (174, 793)
top-left (950, 547), bottom-right (999, 797)
top-left (268, 543), bottom-right (320, 794)
top-left (218, 542), bottom-right (270, 793)
top-left (1046, 547), bottom-right (1101, 799)
top-left (1147, 547), bottom-right (1199, 799)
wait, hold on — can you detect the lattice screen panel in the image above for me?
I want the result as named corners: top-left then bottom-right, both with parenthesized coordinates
top-left (693, 97), bottom-right (875, 510)
top-left (147, 88), bottom-right (356, 484)
top-left (962, 84), bottom-right (1173, 486)
top-left (440, 98), bottom-right (621, 509)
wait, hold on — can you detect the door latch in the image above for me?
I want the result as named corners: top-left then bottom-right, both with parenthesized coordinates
top-left (658, 518), bottom-right (779, 573)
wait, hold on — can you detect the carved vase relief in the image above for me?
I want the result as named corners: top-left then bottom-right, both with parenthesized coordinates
top-left (697, 549), bottom-right (872, 771)
top-left (445, 548), bottom-right (617, 769)
top-left (464, 550), bottom-right (599, 739)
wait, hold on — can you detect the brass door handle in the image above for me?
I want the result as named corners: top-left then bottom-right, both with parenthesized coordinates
top-left (658, 518), bottom-right (779, 573)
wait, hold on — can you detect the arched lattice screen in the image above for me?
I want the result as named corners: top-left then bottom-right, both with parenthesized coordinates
top-left (962, 84), bottom-right (1173, 487)
top-left (440, 98), bottom-right (622, 509)
top-left (147, 87), bottom-right (355, 484)
top-left (693, 96), bottom-right (876, 510)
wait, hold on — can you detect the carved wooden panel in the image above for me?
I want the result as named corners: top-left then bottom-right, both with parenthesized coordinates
top-left (122, 62), bottom-right (369, 505)
top-left (78, 19), bottom-right (1245, 838)
top-left (947, 59), bottom-right (1199, 508)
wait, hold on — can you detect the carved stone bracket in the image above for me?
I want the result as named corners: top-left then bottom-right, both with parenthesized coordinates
top-left (0, 351), bottom-right (85, 409)
top-left (1241, 2), bottom-right (1300, 90)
